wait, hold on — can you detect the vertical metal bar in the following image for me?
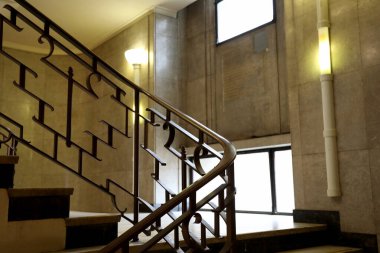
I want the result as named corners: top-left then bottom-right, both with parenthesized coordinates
top-left (78, 149), bottom-right (83, 175)
top-left (214, 209), bottom-right (220, 237)
top-left (181, 147), bottom-right (187, 212)
top-left (107, 124), bottom-right (113, 146)
top-left (125, 108), bottom-right (129, 136)
top-left (226, 163), bottom-right (236, 253)
top-left (38, 101), bottom-right (45, 123)
top-left (174, 227), bottom-right (179, 249)
top-left (154, 159), bottom-right (159, 180)
top-left (10, 9), bottom-right (16, 26)
top-left (92, 135), bottom-right (97, 157)
top-left (0, 17), bottom-right (4, 50)
top-left (53, 133), bottom-right (58, 159)
top-left (115, 88), bottom-right (122, 101)
top-left (269, 150), bottom-right (277, 214)
top-left (19, 64), bottom-right (26, 89)
top-left (133, 91), bottom-right (140, 233)
top-left (201, 224), bottom-right (206, 248)
top-left (189, 192), bottom-right (196, 212)
top-left (66, 67), bottom-right (73, 147)
top-left (144, 119), bottom-right (148, 147)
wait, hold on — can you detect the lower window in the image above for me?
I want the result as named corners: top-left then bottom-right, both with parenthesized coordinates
top-left (192, 146), bottom-right (294, 215)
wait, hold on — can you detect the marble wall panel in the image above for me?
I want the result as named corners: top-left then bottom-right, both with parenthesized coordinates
top-left (338, 150), bottom-right (376, 234)
top-left (358, 0), bottom-right (380, 68)
top-left (363, 65), bottom-right (380, 149)
top-left (330, 0), bottom-right (361, 75)
top-left (334, 71), bottom-right (367, 151)
top-left (298, 81), bottom-right (324, 155)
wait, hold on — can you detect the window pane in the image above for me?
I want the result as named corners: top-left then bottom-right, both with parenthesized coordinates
top-left (274, 150), bottom-right (295, 213)
top-left (193, 157), bottom-right (224, 203)
top-left (217, 0), bottom-right (274, 43)
top-left (235, 152), bottom-right (271, 212)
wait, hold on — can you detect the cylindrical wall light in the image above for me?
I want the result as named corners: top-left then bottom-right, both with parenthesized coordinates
top-left (318, 27), bottom-right (332, 75)
top-left (124, 48), bottom-right (147, 85)
top-left (317, 0), bottom-right (341, 197)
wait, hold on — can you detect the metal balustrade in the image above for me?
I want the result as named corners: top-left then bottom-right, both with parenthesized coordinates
top-left (0, 1), bottom-right (237, 252)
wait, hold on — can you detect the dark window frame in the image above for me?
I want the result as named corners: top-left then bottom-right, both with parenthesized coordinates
top-left (215, 0), bottom-right (277, 45)
top-left (190, 145), bottom-right (293, 216)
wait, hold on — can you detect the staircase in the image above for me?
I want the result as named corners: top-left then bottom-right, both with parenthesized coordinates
top-left (0, 0), bottom-right (237, 252)
top-left (0, 155), bottom-right (121, 253)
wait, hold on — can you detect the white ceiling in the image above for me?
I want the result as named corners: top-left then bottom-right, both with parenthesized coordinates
top-left (1, 0), bottom-right (196, 52)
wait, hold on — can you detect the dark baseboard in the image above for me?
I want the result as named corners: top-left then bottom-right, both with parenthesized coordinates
top-left (293, 209), bottom-right (341, 234)
top-left (293, 209), bottom-right (378, 253)
top-left (337, 232), bottom-right (378, 253)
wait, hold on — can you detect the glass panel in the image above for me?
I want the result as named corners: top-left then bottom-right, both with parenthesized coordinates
top-left (217, 0), bottom-right (274, 43)
top-left (235, 152), bottom-right (272, 212)
top-left (274, 150), bottom-right (295, 213)
top-left (193, 157), bottom-right (224, 203)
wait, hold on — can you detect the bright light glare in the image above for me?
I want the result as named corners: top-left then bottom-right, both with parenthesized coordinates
top-left (318, 27), bottom-right (331, 75)
top-left (217, 0), bottom-right (274, 43)
top-left (124, 48), bottom-right (147, 65)
top-left (275, 150), bottom-right (295, 213)
top-left (235, 153), bottom-right (272, 212)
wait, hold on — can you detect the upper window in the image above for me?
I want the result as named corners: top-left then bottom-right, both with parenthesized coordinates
top-left (216, 0), bottom-right (275, 44)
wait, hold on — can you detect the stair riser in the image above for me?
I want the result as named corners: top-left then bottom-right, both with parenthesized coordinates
top-left (66, 223), bottom-right (118, 249)
top-left (8, 195), bottom-right (71, 221)
top-left (0, 164), bottom-right (15, 188)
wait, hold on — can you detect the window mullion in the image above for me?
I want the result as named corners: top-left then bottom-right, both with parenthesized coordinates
top-left (269, 150), bottom-right (277, 214)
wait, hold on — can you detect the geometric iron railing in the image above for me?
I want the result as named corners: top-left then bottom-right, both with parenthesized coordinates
top-left (0, 1), bottom-right (237, 252)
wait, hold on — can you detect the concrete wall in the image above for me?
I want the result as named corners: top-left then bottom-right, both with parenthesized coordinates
top-left (0, 13), bottom-right (158, 212)
top-left (284, 0), bottom-right (380, 249)
top-left (180, 0), bottom-right (380, 249)
top-left (178, 0), bottom-right (290, 142)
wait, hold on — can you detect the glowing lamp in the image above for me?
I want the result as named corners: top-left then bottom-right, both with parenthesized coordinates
top-left (124, 49), bottom-right (147, 65)
top-left (318, 27), bottom-right (331, 75)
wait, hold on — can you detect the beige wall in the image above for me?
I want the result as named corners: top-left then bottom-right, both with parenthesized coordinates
top-left (180, 0), bottom-right (380, 249)
top-left (0, 13), bottom-right (159, 212)
top-left (285, 0), bottom-right (380, 248)
top-left (179, 0), bottom-right (290, 142)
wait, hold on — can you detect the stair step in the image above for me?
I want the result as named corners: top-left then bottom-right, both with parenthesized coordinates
top-left (7, 188), bottom-right (74, 221)
top-left (65, 211), bottom-right (121, 249)
top-left (0, 155), bottom-right (19, 164)
top-left (0, 156), bottom-right (19, 188)
top-left (278, 245), bottom-right (363, 253)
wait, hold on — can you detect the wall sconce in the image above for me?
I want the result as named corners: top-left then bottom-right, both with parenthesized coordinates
top-left (124, 48), bottom-right (147, 85)
top-left (318, 26), bottom-right (331, 75)
top-left (317, 0), bottom-right (341, 197)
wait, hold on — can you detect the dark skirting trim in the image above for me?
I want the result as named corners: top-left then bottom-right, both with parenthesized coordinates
top-left (293, 209), bottom-right (378, 253)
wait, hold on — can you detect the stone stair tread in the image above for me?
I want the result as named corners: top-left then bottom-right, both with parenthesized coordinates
top-left (278, 245), bottom-right (363, 253)
top-left (0, 155), bottom-right (19, 164)
top-left (8, 187), bottom-right (74, 197)
top-left (66, 211), bottom-right (121, 226)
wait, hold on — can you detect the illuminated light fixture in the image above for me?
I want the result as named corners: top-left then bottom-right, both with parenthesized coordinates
top-left (318, 26), bottom-right (331, 75)
top-left (124, 48), bottom-right (147, 65)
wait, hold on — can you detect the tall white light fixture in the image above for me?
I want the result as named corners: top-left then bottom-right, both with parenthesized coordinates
top-left (317, 0), bottom-right (341, 197)
top-left (124, 48), bottom-right (147, 85)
